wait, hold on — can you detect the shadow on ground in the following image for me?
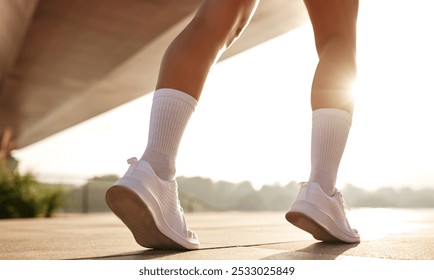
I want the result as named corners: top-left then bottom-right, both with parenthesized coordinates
top-left (262, 242), bottom-right (359, 260)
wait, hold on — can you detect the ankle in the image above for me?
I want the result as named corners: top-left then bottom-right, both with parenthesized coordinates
top-left (141, 149), bottom-right (176, 181)
top-left (308, 178), bottom-right (335, 196)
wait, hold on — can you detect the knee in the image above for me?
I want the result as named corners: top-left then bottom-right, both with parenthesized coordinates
top-left (316, 33), bottom-right (357, 59)
top-left (224, 16), bottom-right (249, 48)
top-left (226, 0), bottom-right (259, 46)
top-left (193, 0), bottom-right (258, 48)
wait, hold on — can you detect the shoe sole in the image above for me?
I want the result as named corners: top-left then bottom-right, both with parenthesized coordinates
top-left (286, 211), bottom-right (340, 242)
top-left (286, 200), bottom-right (359, 243)
top-left (106, 185), bottom-right (187, 250)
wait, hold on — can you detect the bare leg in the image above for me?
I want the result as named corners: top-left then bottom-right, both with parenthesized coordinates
top-left (142, 0), bottom-right (259, 180)
top-left (107, 0), bottom-right (260, 250)
top-left (156, 0), bottom-right (259, 100)
top-left (305, 0), bottom-right (359, 194)
top-left (305, 0), bottom-right (359, 113)
top-left (286, 0), bottom-right (360, 244)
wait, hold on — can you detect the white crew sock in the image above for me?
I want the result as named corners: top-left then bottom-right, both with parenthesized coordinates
top-left (141, 88), bottom-right (197, 181)
top-left (308, 108), bottom-right (352, 196)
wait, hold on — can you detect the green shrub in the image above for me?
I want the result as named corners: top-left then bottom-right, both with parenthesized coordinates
top-left (0, 171), bottom-right (64, 218)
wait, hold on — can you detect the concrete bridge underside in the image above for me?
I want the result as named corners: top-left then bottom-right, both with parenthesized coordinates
top-left (0, 0), bottom-right (307, 160)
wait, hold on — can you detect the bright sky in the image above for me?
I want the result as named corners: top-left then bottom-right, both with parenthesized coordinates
top-left (13, 0), bottom-right (434, 190)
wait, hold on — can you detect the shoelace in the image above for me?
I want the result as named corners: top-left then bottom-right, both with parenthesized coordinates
top-left (176, 188), bottom-right (185, 214)
top-left (336, 191), bottom-right (351, 212)
top-left (127, 157), bottom-right (187, 221)
top-left (175, 186), bottom-right (189, 231)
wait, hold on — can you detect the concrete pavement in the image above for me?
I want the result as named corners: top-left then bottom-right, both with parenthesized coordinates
top-left (1, 208), bottom-right (434, 260)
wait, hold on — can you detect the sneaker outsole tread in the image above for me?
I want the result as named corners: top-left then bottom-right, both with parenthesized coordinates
top-left (286, 211), bottom-right (341, 242)
top-left (106, 185), bottom-right (187, 250)
top-left (286, 182), bottom-right (360, 244)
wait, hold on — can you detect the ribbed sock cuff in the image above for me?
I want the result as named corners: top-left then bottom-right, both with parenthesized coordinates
top-left (312, 108), bottom-right (352, 125)
top-left (154, 88), bottom-right (197, 110)
top-left (309, 108), bottom-right (352, 196)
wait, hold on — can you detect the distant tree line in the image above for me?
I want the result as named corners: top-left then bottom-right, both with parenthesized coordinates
top-left (3, 170), bottom-right (433, 219)
top-left (176, 177), bottom-right (299, 212)
top-left (57, 175), bottom-right (434, 213)
top-left (178, 178), bottom-right (434, 211)
top-left (341, 184), bottom-right (434, 208)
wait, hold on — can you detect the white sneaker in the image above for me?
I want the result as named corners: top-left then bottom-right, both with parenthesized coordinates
top-left (106, 157), bottom-right (199, 250)
top-left (285, 182), bottom-right (360, 243)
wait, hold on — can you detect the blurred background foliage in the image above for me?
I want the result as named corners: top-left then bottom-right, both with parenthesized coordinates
top-left (0, 170), bottom-right (64, 218)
